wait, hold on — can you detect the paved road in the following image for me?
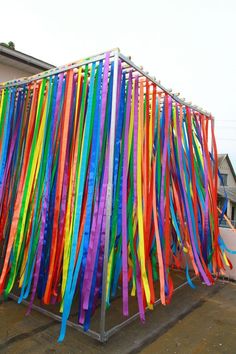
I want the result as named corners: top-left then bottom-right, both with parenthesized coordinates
top-left (0, 279), bottom-right (235, 353)
top-left (140, 281), bottom-right (236, 354)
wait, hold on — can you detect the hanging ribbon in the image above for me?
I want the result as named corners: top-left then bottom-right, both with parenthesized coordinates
top-left (0, 51), bottom-right (231, 341)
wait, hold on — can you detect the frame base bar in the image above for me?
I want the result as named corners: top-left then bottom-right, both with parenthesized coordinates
top-left (8, 293), bottom-right (102, 342)
top-left (8, 276), bottom-right (195, 343)
top-left (105, 277), bottom-right (195, 339)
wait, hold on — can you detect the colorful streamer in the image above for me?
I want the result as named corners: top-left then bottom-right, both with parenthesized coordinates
top-left (0, 51), bottom-right (230, 341)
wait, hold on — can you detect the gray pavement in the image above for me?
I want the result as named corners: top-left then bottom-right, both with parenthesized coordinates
top-left (0, 276), bottom-right (235, 354)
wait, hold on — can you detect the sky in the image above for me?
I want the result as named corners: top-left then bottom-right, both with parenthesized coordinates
top-left (1, 0), bottom-right (236, 168)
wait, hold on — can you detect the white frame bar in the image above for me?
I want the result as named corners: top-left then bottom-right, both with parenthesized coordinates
top-left (9, 276), bottom-right (195, 343)
top-left (118, 52), bottom-right (211, 117)
top-left (0, 50), bottom-right (119, 89)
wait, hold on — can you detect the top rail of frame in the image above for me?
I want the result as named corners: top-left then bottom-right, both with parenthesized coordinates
top-left (0, 49), bottom-right (120, 89)
top-left (0, 48), bottom-right (212, 117)
top-left (118, 53), bottom-right (211, 117)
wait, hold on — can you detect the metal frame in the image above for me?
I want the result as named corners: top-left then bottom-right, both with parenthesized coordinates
top-left (5, 49), bottom-right (210, 343)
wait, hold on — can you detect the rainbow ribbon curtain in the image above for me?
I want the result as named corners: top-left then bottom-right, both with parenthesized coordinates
top-left (0, 51), bottom-right (230, 341)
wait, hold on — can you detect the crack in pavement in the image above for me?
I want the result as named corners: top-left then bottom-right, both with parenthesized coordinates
top-left (0, 320), bottom-right (58, 351)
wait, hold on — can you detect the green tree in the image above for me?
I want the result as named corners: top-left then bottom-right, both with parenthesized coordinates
top-left (0, 41), bottom-right (15, 50)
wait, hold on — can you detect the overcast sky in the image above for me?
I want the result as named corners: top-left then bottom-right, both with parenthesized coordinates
top-left (2, 0), bottom-right (236, 168)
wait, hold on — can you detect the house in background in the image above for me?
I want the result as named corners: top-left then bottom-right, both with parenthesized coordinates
top-left (0, 44), bottom-right (55, 83)
top-left (218, 154), bottom-right (236, 227)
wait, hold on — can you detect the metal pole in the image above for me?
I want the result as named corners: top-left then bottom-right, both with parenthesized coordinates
top-left (211, 116), bottom-right (215, 162)
top-left (99, 49), bottom-right (120, 343)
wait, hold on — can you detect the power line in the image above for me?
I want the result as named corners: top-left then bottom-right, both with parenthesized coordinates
top-left (215, 126), bottom-right (236, 128)
top-left (217, 138), bottom-right (236, 141)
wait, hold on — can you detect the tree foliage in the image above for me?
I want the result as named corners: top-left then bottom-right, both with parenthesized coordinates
top-left (0, 41), bottom-right (15, 50)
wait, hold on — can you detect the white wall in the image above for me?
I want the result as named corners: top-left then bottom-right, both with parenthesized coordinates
top-left (220, 227), bottom-right (236, 280)
top-left (0, 62), bottom-right (33, 82)
top-left (227, 201), bottom-right (232, 222)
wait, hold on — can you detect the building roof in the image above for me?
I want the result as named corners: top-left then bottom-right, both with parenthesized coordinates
top-left (218, 154), bottom-right (236, 204)
top-left (218, 153), bottom-right (236, 184)
top-left (218, 154), bottom-right (226, 167)
top-left (218, 186), bottom-right (236, 203)
top-left (0, 44), bottom-right (55, 76)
